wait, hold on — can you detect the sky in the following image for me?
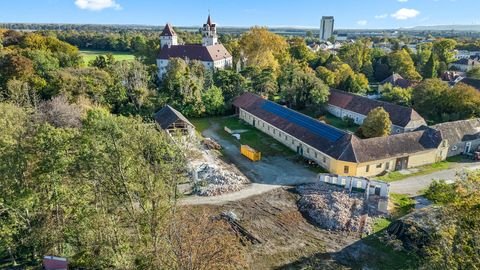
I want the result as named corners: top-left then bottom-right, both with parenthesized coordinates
top-left (1, 0), bottom-right (479, 29)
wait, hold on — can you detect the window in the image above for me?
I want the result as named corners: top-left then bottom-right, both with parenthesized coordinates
top-left (386, 162), bottom-right (390, 170)
top-left (285, 135), bottom-right (287, 140)
top-left (315, 152), bottom-right (318, 158)
top-left (307, 148), bottom-right (310, 154)
top-left (376, 163), bottom-right (382, 168)
top-left (323, 156), bottom-right (327, 163)
top-left (344, 166), bottom-right (349, 174)
top-left (366, 165), bottom-right (370, 172)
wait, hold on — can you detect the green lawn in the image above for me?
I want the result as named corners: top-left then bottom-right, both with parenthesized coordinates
top-left (377, 156), bottom-right (463, 183)
top-left (390, 193), bottom-right (416, 219)
top-left (80, 50), bottom-right (136, 63)
top-left (219, 117), bottom-right (295, 157)
top-left (300, 108), bottom-right (359, 133)
top-left (190, 116), bottom-right (295, 157)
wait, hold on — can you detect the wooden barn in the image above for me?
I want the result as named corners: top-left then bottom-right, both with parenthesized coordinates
top-left (154, 105), bottom-right (194, 135)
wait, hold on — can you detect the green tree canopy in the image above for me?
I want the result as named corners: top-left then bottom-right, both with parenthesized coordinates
top-left (359, 107), bottom-right (392, 138)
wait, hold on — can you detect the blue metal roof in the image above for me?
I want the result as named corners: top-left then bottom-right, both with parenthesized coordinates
top-left (261, 101), bottom-right (345, 142)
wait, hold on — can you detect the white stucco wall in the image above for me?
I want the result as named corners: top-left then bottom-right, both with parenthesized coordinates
top-left (238, 108), bottom-right (333, 170)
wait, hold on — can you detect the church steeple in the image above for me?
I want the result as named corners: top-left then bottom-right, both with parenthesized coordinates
top-left (160, 23), bottom-right (178, 48)
top-left (206, 14), bottom-right (213, 26)
top-left (202, 14), bottom-right (218, 46)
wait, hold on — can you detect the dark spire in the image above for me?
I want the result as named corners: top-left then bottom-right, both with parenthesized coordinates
top-left (206, 14), bottom-right (212, 26)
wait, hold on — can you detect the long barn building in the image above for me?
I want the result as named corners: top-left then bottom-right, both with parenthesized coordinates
top-left (233, 93), bottom-right (448, 177)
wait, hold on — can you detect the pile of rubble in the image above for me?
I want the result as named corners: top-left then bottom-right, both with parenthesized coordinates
top-left (195, 164), bottom-right (249, 196)
top-left (297, 183), bottom-right (371, 233)
top-left (202, 138), bottom-right (222, 150)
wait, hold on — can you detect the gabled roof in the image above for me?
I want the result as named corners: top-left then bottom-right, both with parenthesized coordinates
top-left (158, 44), bottom-right (232, 62)
top-left (233, 93), bottom-right (441, 164)
top-left (154, 105), bottom-right (193, 130)
top-left (452, 58), bottom-right (470, 65)
top-left (328, 89), bottom-right (426, 128)
top-left (344, 128), bottom-right (443, 163)
top-left (160, 23), bottom-right (176, 37)
top-left (431, 118), bottom-right (480, 145)
top-left (233, 92), bottom-right (348, 158)
top-left (380, 73), bottom-right (412, 88)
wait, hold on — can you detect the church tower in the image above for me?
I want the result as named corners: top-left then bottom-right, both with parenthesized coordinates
top-left (160, 23), bottom-right (178, 48)
top-left (202, 15), bottom-right (218, 46)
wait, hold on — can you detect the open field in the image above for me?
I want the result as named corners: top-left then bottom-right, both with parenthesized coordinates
top-left (79, 50), bottom-right (136, 63)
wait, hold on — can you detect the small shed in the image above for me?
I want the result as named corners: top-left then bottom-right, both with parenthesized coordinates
top-left (154, 105), bottom-right (195, 135)
top-left (43, 255), bottom-right (68, 270)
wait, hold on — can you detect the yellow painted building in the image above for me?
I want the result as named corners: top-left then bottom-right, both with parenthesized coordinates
top-left (233, 93), bottom-right (448, 177)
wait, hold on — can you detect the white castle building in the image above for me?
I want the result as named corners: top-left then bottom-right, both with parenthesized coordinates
top-left (157, 15), bottom-right (233, 78)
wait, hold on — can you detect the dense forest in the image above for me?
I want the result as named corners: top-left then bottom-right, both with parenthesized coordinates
top-left (1, 26), bottom-right (480, 268)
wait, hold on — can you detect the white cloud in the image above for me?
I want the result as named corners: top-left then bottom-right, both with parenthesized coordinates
top-left (391, 8), bottom-right (420, 20)
top-left (374, 14), bottom-right (388, 19)
top-left (398, 0), bottom-right (408, 2)
top-left (75, 0), bottom-right (121, 11)
top-left (357, 20), bottom-right (368, 26)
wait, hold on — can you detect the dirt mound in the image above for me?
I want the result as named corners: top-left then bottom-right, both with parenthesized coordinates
top-left (297, 183), bottom-right (371, 233)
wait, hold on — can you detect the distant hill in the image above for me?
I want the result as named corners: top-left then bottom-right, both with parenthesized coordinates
top-left (408, 25), bottom-right (480, 32)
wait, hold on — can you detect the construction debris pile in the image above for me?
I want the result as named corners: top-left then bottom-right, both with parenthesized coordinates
top-left (195, 164), bottom-right (249, 196)
top-left (297, 183), bottom-right (372, 233)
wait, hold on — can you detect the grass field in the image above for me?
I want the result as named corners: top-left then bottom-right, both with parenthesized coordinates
top-left (79, 50), bottom-right (136, 63)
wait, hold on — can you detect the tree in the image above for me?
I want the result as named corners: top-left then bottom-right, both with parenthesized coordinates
top-left (289, 37), bottom-right (315, 63)
top-left (412, 79), bottom-right (449, 121)
top-left (338, 39), bottom-right (372, 73)
top-left (239, 27), bottom-right (288, 73)
top-left (359, 107), bottom-right (392, 138)
top-left (388, 49), bottom-right (422, 81)
top-left (432, 39), bottom-right (457, 64)
top-left (422, 53), bottom-right (437, 79)
top-left (202, 85), bottom-right (225, 115)
top-left (214, 69), bottom-right (247, 103)
top-left (380, 83), bottom-right (413, 106)
top-left (279, 62), bottom-right (329, 109)
top-left (423, 171), bottom-right (480, 269)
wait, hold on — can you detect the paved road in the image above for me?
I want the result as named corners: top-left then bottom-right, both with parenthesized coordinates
top-left (390, 163), bottom-right (480, 195)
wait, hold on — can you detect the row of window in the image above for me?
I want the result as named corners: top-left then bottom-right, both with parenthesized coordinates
top-left (242, 110), bottom-right (328, 164)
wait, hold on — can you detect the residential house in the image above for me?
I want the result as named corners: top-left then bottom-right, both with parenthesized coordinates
top-left (233, 92), bottom-right (447, 177)
top-left (430, 119), bottom-right (480, 157)
top-left (154, 105), bottom-right (194, 135)
top-left (326, 89), bottom-right (426, 133)
top-left (379, 73), bottom-right (412, 91)
top-left (157, 15), bottom-right (233, 78)
top-left (449, 55), bottom-right (480, 72)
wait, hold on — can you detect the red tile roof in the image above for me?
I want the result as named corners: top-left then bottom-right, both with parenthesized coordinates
top-left (380, 73), bottom-right (412, 88)
top-left (160, 23), bottom-right (176, 37)
top-left (328, 89), bottom-right (425, 128)
top-left (158, 44), bottom-right (231, 62)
